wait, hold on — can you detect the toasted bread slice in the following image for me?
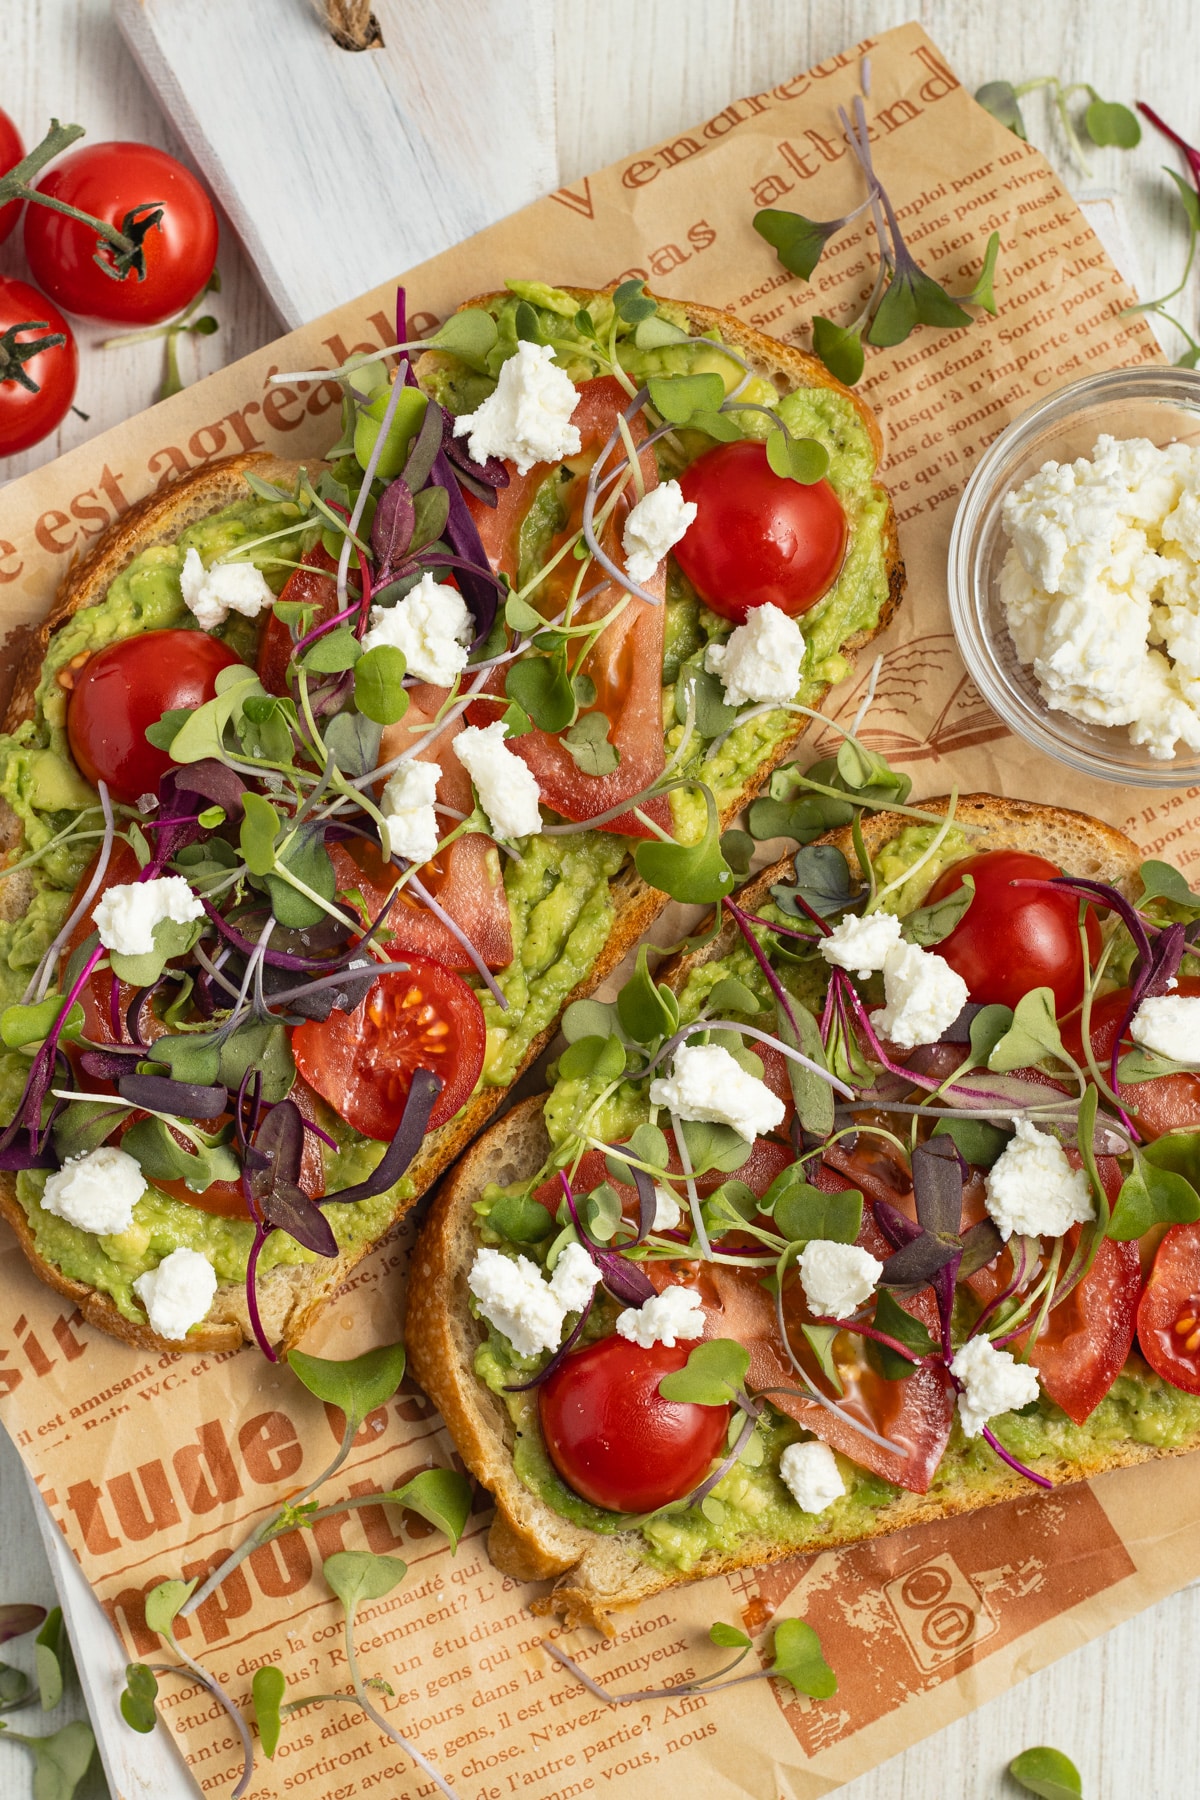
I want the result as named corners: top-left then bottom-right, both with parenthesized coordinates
top-left (0, 292), bottom-right (903, 1355)
top-left (407, 797), bottom-right (1177, 1635)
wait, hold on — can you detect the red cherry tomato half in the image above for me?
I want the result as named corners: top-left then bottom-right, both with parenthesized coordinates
top-left (66, 628), bottom-right (243, 804)
top-left (924, 850), bottom-right (1100, 1015)
top-left (24, 141), bottom-right (218, 324)
top-left (0, 277), bottom-right (78, 458)
top-left (538, 1335), bottom-right (729, 1512)
top-left (292, 954), bottom-right (485, 1140)
top-left (673, 439), bottom-right (847, 623)
top-left (1138, 1222), bottom-right (1200, 1393)
top-left (1062, 977), bottom-right (1200, 1140)
top-left (0, 108), bottom-right (23, 245)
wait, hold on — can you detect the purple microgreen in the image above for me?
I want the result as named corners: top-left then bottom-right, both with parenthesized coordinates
top-left (931, 1251), bottom-right (961, 1361)
top-left (369, 478), bottom-right (416, 585)
top-left (78, 1045), bottom-right (141, 1081)
top-left (503, 1294), bottom-right (595, 1392)
top-left (981, 1424), bottom-right (1053, 1490)
top-left (936, 1001), bottom-right (986, 1043)
top-left (0, 1604), bottom-right (46, 1645)
top-left (171, 758), bottom-right (247, 820)
top-left (117, 1074), bottom-right (228, 1119)
top-left (879, 1233), bottom-right (960, 1288)
top-left (1110, 920), bottom-right (1188, 1092)
top-left (912, 1139), bottom-right (963, 1237)
top-left (1045, 874), bottom-right (1155, 967)
top-left (557, 1171), bottom-right (655, 1306)
top-left (323, 1067), bottom-right (442, 1206)
top-left (959, 1217), bottom-right (1005, 1276)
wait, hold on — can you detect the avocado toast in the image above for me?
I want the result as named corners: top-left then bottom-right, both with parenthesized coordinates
top-left (408, 789), bottom-right (1200, 1634)
top-left (0, 282), bottom-right (902, 1355)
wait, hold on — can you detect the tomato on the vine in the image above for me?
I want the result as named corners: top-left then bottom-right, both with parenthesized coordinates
top-left (538, 1335), bottom-right (729, 1512)
top-left (24, 141), bottom-right (218, 324)
top-left (673, 439), bottom-right (847, 623)
top-left (924, 850), bottom-right (1100, 1015)
top-left (0, 277), bottom-right (78, 457)
top-left (0, 108), bottom-right (23, 245)
top-left (66, 628), bottom-right (243, 803)
top-left (1062, 977), bottom-right (1200, 1139)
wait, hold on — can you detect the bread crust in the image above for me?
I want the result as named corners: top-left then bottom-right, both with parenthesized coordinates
top-left (407, 797), bottom-right (1180, 1635)
top-left (3, 288), bottom-right (904, 1356)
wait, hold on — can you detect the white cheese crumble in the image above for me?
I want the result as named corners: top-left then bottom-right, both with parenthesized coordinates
top-left (1130, 993), bottom-right (1200, 1064)
top-left (798, 1239), bottom-right (882, 1318)
top-left (615, 1283), bottom-right (706, 1349)
top-left (778, 1440), bottom-right (846, 1514)
top-left (179, 547), bottom-right (275, 631)
top-left (819, 909), bottom-right (903, 980)
top-left (41, 1145), bottom-right (145, 1236)
top-left (999, 433), bottom-right (1200, 759)
top-left (453, 340), bottom-right (582, 476)
top-left (548, 1241), bottom-right (601, 1314)
top-left (872, 941), bottom-right (969, 1050)
top-left (453, 720), bottom-right (543, 840)
top-left (133, 1249), bottom-right (218, 1341)
top-left (380, 759), bottom-right (441, 865)
top-left (360, 571), bottom-right (474, 688)
top-left (648, 1042), bottom-right (786, 1141)
top-left (93, 875), bottom-right (204, 958)
top-left (467, 1247), bottom-right (564, 1357)
top-left (621, 480), bottom-right (697, 583)
top-left (950, 1333), bottom-right (1040, 1439)
top-left (984, 1118), bottom-right (1096, 1240)
top-left (652, 1184), bottom-right (683, 1231)
top-left (703, 602), bottom-right (806, 707)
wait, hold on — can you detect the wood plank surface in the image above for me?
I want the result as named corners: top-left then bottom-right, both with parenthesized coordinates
top-left (2, 3), bottom-right (1199, 1796)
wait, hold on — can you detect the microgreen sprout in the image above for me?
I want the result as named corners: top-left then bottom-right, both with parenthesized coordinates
top-left (543, 1615), bottom-right (836, 1705)
top-left (976, 76), bottom-right (1140, 176)
top-left (1007, 1744), bottom-right (1083, 1798)
top-left (103, 270), bottom-right (222, 400)
top-left (1123, 104), bottom-right (1200, 366)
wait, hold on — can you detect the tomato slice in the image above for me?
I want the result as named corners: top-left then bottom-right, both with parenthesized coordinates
top-left (1138, 1222), bottom-right (1200, 1392)
top-left (924, 851), bottom-right (1101, 1015)
top-left (1062, 978), bottom-right (1200, 1140)
top-left (292, 953), bottom-right (485, 1139)
top-left (465, 376), bottom-right (667, 837)
top-left (257, 543), bottom-right (341, 695)
top-left (538, 1335), bottom-right (729, 1512)
top-left (327, 836), bottom-right (511, 975)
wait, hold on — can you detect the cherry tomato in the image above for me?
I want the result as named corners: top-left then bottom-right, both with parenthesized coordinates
top-left (66, 628), bottom-right (243, 804)
top-left (672, 439), bottom-right (847, 624)
top-left (1138, 1223), bottom-right (1200, 1392)
top-left (292, 953), bottom-right (484, 1139)
top-left (1062, 978), bottom-right (1200, 1140)
top-left (924, 850), bottom-right (1100, 1015)
top-left (538, 1335), bottom-right (729, 1512)
top-left (0, 276), bottom-right (78, 457)
top-left (24, 141), bottom-right (218, 324)
top-left (466, 377), bottom-right (668, 837)
top-left (0, 108), bottom-right (23, 245)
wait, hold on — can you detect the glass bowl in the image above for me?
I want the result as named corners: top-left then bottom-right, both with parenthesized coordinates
top-left (947, 365), bottom-right (1200, 789)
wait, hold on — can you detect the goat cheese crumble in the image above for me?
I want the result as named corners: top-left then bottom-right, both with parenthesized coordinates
top-left (950, 1333), bottom-right (1040, 1438)
top-left (468, 1247), bottom-right (565, 1358)
top-left (1130, 993), bottom-right (1200, 1064)
top-left (453, 340), bottom-right (582, 476)
top-left (41, 1145), bottom-right (145, 1236)
top-left (133, 1249), bottom-right (218, 1340)
top-left (652, 1184), bottom-right (683, 1231)
top-left (778, 1440), bottom-right (846, 1514)
top-left (548, 1241), bottom-right (600, 1314)
top-left (704, 602), bottom-right (806, 707)
top-left (453, 720), bottom-right (543, 840)
top-left (179, 547), bottom-right (275, 630)
top-left (648, 1042), bottom-right (786, 1141)
top-left (798, 1239), bottom-right (882, 1318)
top-left (93, 875), bottom-right (204, 958)
top-left (872, 941), bottom-right (969, 1050)
top-left (615, 1283), bottom-right (706, 1349)
top-left (984, 1118), bottom-right (1096, 1240)
top-left (999, 434), bottom-right (1200, 759)
top-left (819, 909), bottom-right (903, 980)
top-left (361, 571), bottom-right (474, 687)
top-left (380, 759), bottom-right (441, 865)
top-left (621, 480), bottom-right (697, 583)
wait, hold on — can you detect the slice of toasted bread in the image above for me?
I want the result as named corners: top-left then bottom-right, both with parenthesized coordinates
top-left (407, 796), bottom-right (1177, 1635)
top-left (0, 291), bottom-right (903, 1355)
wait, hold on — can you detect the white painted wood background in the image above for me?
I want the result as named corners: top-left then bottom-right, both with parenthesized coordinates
top-left (1, 3), bottom-right (1199, 1796)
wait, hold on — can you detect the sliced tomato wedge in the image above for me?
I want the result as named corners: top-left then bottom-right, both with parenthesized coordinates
top-left (257, 543), bottom-right (342, 696)
top-left (1139, 1222), bottom-right (1200, 1393)
top-left (327, 834), bottom-right (511, 975)
top-left (1062, 978), bottom-right (1200, 1140)
top-left (465, 376), bottom-right (667, 837)
top-left (292, 952), bottom-right (485, 1139)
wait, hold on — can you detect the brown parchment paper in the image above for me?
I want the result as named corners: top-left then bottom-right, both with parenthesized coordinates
top-left (0, 22), bottom-right (1197, 1799)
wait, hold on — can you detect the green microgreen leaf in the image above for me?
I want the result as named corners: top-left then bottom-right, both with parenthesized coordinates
top-left (748, 791), bottom-right (854, 846)
top-left (561, 998), bottom-right (619, 1044)
top-left (167, 669), bottom-right (261, 764)
top-left (647, 372), bottom-right (727, 426)
top-left (505, 591), bottom-right (546, 635)
top-left (811, 316), bottom-right (865, 386)
top-left (0, 998), bottom-right (84, 1050)
top-left (771, 845), bottom-right (861, 918)
top-left (960, 230), bottom-right (1001, 314)
top-left (52, 1098), bottom-right (134, 1164)
top-left (765, 429), bottom-right (829, 485)
top-left (582, 1183), bottom-right (623, 1242)
top-left (657, 1337), bottom-right (748, 1406)
top-left (769, 1617), bottom-right (837, 1698)
top-left (144, 1580), bottom-right (196, 1641)
top-left (718, 831), bottom-right (755, 879)
top-left (251, 1664), bottom-right (285, 1758)
top-left (144, 707), bottom-right (191, 752)
top-left (801, 1323), bottom-right (844, 1394)
top-left (240, 690), bottom-right (299, 763)
top-left (0, 1665), bottom-right (32, 1711)
top-left (688, 409), bottom-right (744, 442)
top-left (122, 1116), bottom-right (239, 1194)
top-left (709, 1622), bottom-right (752, 1649)
top-left (108, 914), bottom-right (202, 989)
top-left (766, 1170), bottom-right (862, 1246)
top-left (411, 484), bottom-right (451, 553)
top-left (677, 1118), bottom-right (753, 1176)
top-left (382, 1469), bottom-right (473, 1552)
top-left (557, 1034), bottom-right (627, 1083)
top-left (606, 1122), bottom-right (669, 1187)
top-left (1139, 858), bottom-right (1198, 906)
top-left (563, 711), bottom-right (619, 775)
top-left (1162, 166), bottom-right (1200, 234)
top-left (34, 1608), bottom-right (65, 1711)
top-left (932, 1114), bottom-right (1009, 1169)
top-left (287, 1341), bottom-right (407, 1435)
top-left (1106, 1153), bottom-right (1200, 1240)
top-left (1084, 94), bottom-right (1141, 149)
top-left (217, 1018), bottom-right (294, 1103)
top-left (868, 261), bottom-right (973, 348)
top-left (634, 784), bottom-right (734, 904)
top-left (676, 664), bottom-right (738, 739)
top-left (430, 307), bottom-right (499, 371)
top-left (708, 975), bottom-right (760, 1016)
top-left (969, 1003), bottom-right (1013, 1065)
top-left (1007, 1745), bottom-right (1082, 1799)
top-left (634, 314), bottom-right (690, 350)
top-left (324, 710), bottom-right (383, 780)
top-left (302, 625), bottom-right (361, 674)
top-left (702, 1180), bottom-right (759, 1232)
top-left (975, 80), bottom-right (1027, 139)
top-left (513, 300), bottom-right (542, 343)
top-left (0, 1718), bottom-right (96, 1799)
top-left (265, 823), bottom-right (337, 930)
top-left (774, 998), bottom-right (834, 1139)
top-left (616, 945), bottom-right (679, 1045)
top-left (505, 651), bottom-right (575, 733)
top-left (753, 208), bottom-right (841, 280)
top-left (871, 1290), bottom-right (936, 1378)
top-left (987, 987), bottom-right (1067, 1072)
top-left (119, 1662), bottom-right (159, 1734)
top-left (240, 790), bottom-right (281, 876)
top-left (901, 874), bottom-right (974, 947)
top-left (613, 279), bottom-right (657, 325)
top-left (1116, 1047), bottom-right (1200, 1084)
top-left (354, 385), bottom-right (428, 479)
top-left (488, 1193), bottom-right (555, 1245)
top-left (354, 644), bottom-right (409, 725)
top-left (324, 1552), bottom-right (408, 1618)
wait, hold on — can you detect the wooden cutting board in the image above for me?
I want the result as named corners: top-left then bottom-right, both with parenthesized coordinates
top-left (113, 0), bottom-right (559, 329)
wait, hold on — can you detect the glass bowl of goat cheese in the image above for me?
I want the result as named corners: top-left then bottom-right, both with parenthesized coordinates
top-left (948, 365), bottom-right (1200, 787)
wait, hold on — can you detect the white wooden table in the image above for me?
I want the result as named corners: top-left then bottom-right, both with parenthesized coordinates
top-left (2, 3), bottom-right (1199, 1795)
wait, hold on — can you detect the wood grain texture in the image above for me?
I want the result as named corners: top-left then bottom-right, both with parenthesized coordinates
top-left (1, 3), bottom-right (1199, 1796)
